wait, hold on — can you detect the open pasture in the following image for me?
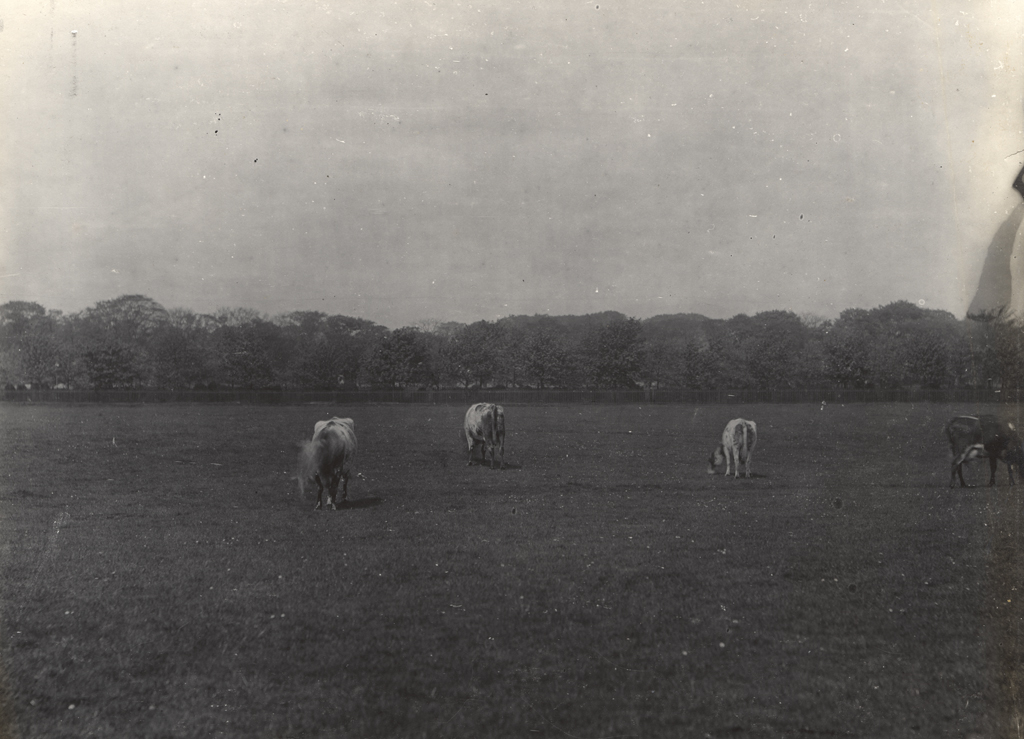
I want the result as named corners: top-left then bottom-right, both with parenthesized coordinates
top-left (0, 401), bottom-right (1022, 738)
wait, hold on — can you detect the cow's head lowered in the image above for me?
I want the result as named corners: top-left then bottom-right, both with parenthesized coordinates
top-left (707, 444), bottom-right (726, 474)
top-left (295, 420), bottom-right (357, 509)
top-left (949, 415), bottom-right (1024, 487)
top-left (1002, 438), bottom-right (1024, 483)
top-left (295, 440), bottom-right (321, 497)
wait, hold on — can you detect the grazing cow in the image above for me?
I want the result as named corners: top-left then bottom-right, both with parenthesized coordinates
top-left (945, 415), bottom-right (983, 487)
top-left (312, 416), bottom-right (351, 441)
top-left (946, 414), bottom-right (1024, 487)
top-left (464, 403), bottom-right (505, 469)
top-left (707, 418), bottom-right (757, 478)
top-left (297, 417), bottom-right (357, 509)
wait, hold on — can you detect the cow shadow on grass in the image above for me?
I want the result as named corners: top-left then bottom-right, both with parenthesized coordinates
top-left (467, 461), bottom-right (523, 471)
top-left (335, 496), bottom-right (383, 510)
top-left (713, 472), bottom-right (768, 480)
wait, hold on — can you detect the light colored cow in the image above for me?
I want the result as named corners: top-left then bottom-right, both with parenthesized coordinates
top-left (946, 414), bottom-right (1024, 487)
top-left (464, 403), bottom-right (505, 469)
top-left (297, 417), bottom-right (357, 509)
top-left (312, 416), bottom-right (352, 441)
top-left (707, 418), bottom-right (757, 478)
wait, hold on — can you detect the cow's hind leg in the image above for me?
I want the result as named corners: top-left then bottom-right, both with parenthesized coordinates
top-left (743, 451), bottom-right (752, 478)
top-left (326, 470), bottom-right (341, 509)
top-left (989, 456), bottom-right (999, 487)
top-left (950, 447), bottom-right (976, 487)
top-left (466, 436), bottom-right (477, 466)
top-left (314, 474), bottom-right (325, 510)
top-left (952, 461), bottom-right (966, 488)
top-left (340, 469), bottom-right (350, 503)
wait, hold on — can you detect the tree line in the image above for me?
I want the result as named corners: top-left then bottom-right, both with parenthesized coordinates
top-left (0, 295), bottom-right (1020, 392)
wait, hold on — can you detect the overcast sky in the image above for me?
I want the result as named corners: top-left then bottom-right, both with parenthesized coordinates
top-left (1, 0), bottom-right (1022, 328)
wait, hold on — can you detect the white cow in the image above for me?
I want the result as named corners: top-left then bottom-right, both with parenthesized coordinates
top-left (312, 416), bottom-right (353, 441)
top-left (464, 403), bottom-right (505, 469)
top-left (297, 417), bottom-right (357, 509)
top-left (707, 418), bottom-right (757, 478)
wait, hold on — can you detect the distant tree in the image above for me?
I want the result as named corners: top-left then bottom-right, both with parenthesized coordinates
top-left (212, 316), bottom-right (280, 389)
top-left (520, 328), bottom-right (582, 389)
top-left (0, 301), bottom-right (47, 339)
top-left (79, 295), bottom-right (169, 347)
top-left (951, 318), bottom-right (991, 387)
top-left (18, 331), bottom-right (61, 387)
top-left (362, 327), bottom-right (432, 388)
top-left (818, 301), bottom-right (970, 389)
top-left (82, 344), bottom-right (140, 388)
top-left (872, 300), bottom-right (928, 323)
top-left (290, 336), bottom-right (347, 389)
top-left (743, 311), bottom-right (807, 390)
top-left (978, 314), bottom-right (1024, 392)
top-left (522, 330), bottom-right (560, 389)
top-left (584, 316), bottom-right (645, 388)
top-left (429, 320), bottom-right (522, 388)
top-left (330, 316), bottom-right (388, 388)
top-left (794, 319), bottom-right (830, 387)
top-left (435, 333), bottom-right (473, 388)
top-left (150, 309), bottom-right (214, 389)
top-left (710, 317), bottom-right (755, 388)
top-left (419, 327), bottom-right (452, 389)
top-left (641, 340), bottom-right (685, 388)
top-left (454, 321), bottom-right (502, 387)
top-left (492, 322), bottom-right (528, 388)
top-left (900, 328), bottom-right (948, 388)
top-left (0, 302), bottom-right (70, 387)
top-left (275, 311), bottom-right (387, 389)
top-left (76, 295), bottom-right (170, 385)
top-left (0, 297), bottom-right (998, 392)
top-left (823, 309), bottom-right (876, 388)
top-left (51, 312), bottom-right (87, 388)
top-left (0, 351), bottom-right (19, 387)
top-left (276, 311), bottom-right (339, 390)
top-left (798, 312), bottom-right (831, 330)
top-left (213, 307), bottom-right (266, 326)
top-left (680, 342), bottom-right (719, 389)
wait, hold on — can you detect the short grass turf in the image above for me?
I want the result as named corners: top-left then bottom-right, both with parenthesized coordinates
top-left (1, 402), bottom-right (1023, 738)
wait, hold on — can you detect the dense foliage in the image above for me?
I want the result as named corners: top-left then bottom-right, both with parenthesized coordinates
top-left (0, 295), bottom-right (1019, 390)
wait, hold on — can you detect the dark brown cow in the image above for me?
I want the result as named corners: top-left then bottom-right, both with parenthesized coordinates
top-left (946, 414), bottom-right (1024, 487)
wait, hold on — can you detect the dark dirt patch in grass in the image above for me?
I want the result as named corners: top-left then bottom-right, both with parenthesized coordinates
top-left (0, 402), bottom-right (1021, 737)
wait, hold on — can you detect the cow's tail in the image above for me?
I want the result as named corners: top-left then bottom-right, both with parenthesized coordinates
top-left (296, 440), bottom-right (315, 496)
top-left (297, 437), bottom-right (330, 487)
top-left (494, 405), bottom-right (505, 445)
top-left (943, 419), bottom-right (955, 457)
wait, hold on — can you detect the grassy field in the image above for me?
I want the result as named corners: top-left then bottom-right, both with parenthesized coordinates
top-left (0, 401), bottom-right (1022, 738)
